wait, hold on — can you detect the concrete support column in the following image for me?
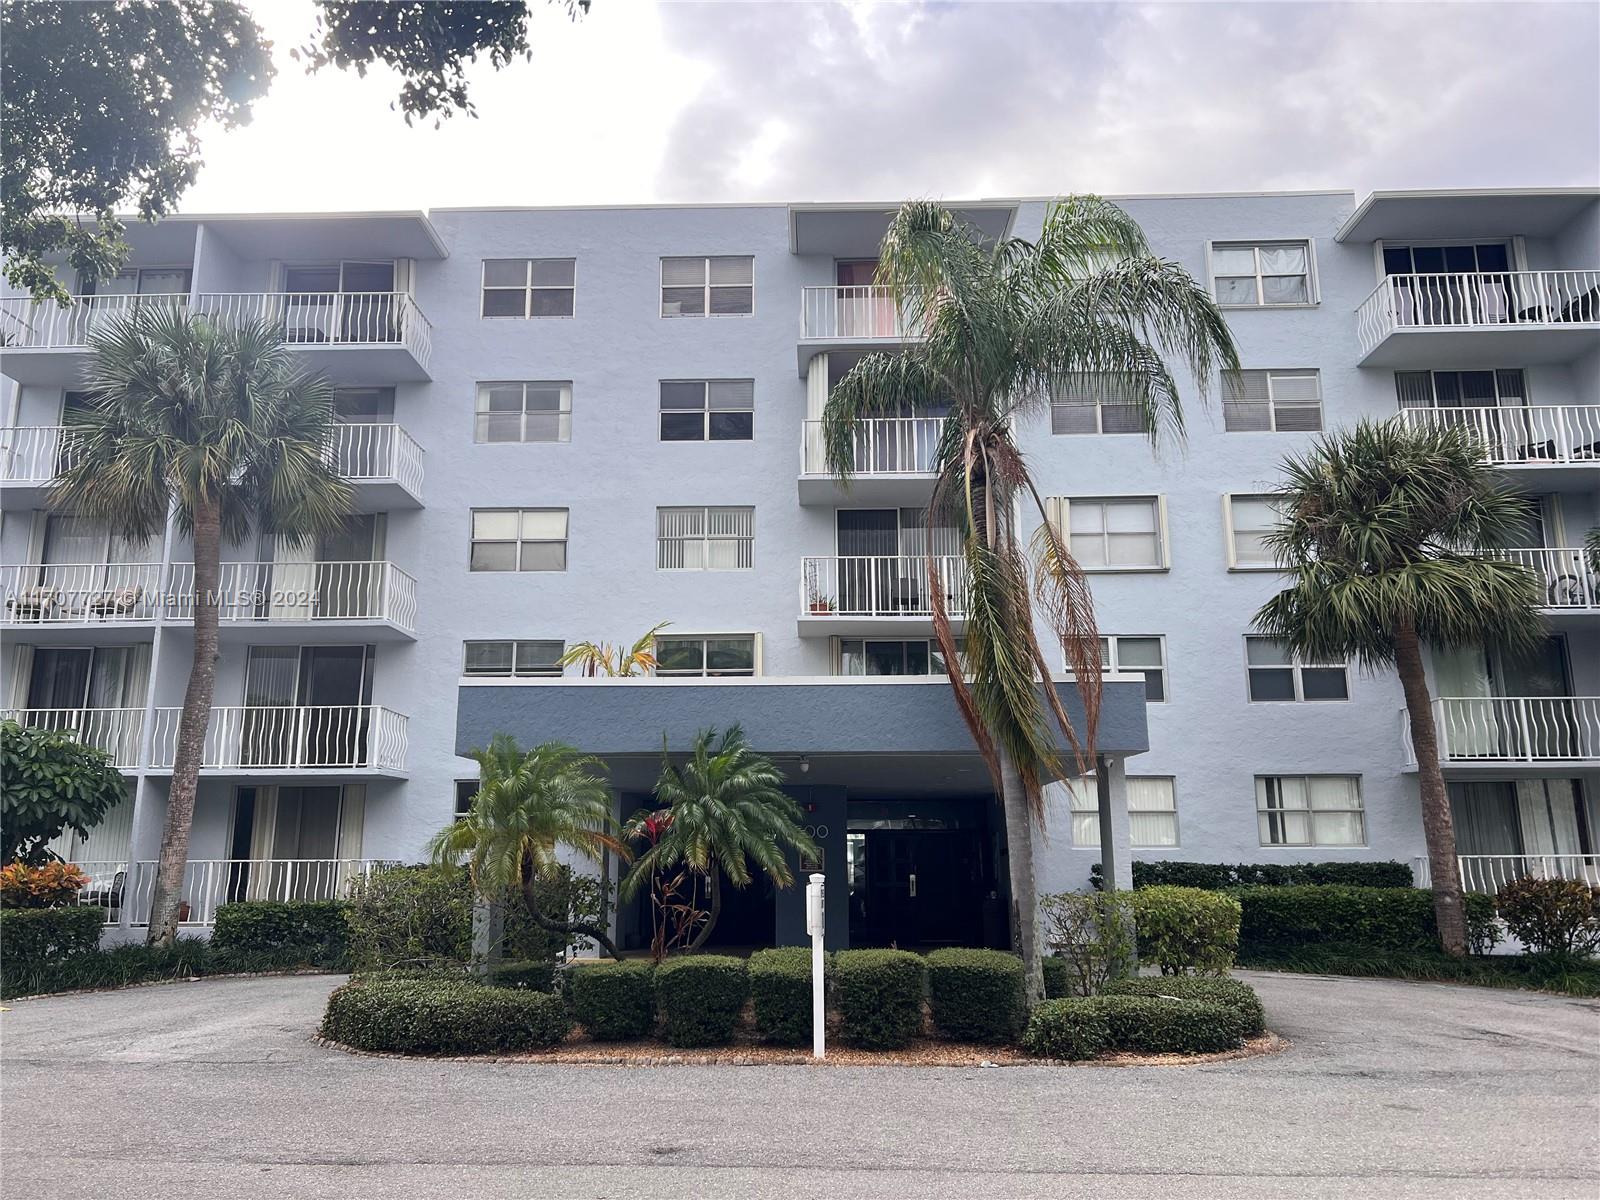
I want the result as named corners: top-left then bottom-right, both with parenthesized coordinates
top-left (470, 898), bottom-right (504, 975)
top-left (1095, 754), bottom-right (1133, 892)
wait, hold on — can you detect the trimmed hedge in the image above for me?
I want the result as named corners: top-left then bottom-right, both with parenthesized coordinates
top-left (1021, 998), bottom-right (1111, 1060)
top-left (569, 960), bottom-right (656, 1040)
top-left (1235, 885), bottom-right (1498, 956)
top-left (748, 947), bottom-right (815, 1046)
top-left (211, 900), bottom-right (349, 968)
top-left (833, 949), bottom-right (926, 1049)
top-left (0, 905), bottom-right (104, 974)
top-left (1094, 860), bottom-right (1415, 891)
top-left (654, 955), bottom-right (748, 1047)
top-left (1042, 955), bottom-right (1072, 1000)
top-left (321, 976), bottom-right (570, 1055)
top-left (1096, 995), bottom-right (1247, 1054)
top-left (1129, 886), bottom-right (1241, 975)
top-left (925, 948), bottom-right (1026, 1044)
top-left (488, 959), bottom-right (557, 992)
top-left (1101, 976), bottom-right (1265, 1037)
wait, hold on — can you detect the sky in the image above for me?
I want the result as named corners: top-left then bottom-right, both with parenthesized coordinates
top-left (177, 0), bottom-right (1600, 214)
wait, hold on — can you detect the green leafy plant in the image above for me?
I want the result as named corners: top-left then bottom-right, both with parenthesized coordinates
top-left (1039, 890), bottom-right (1137, 996)
top-left (1093, 860), bottom-right (1415, 890)
top-left (1237, 944), bottom-right (1600, 997)
top-left (1234, 885), bottom-right (1498, 957)
top-left (833, 949), bottom-right (926, 1049)
top-left (1495, 877), bottom-right (1600, 962)
top-left (321, 976), bottom-right (570, 1055)
top-left (0, 906), bottom-right (105, 983)
top-left (925, 948), bottom-right (1027, 1044)
top-left (1100, 976), bottom-right (1265, 1037)
top-left (486, 959), bottom-right (557, 992)
top-left (1129, 886), bottom-right (1241, 975)
top-left (748, 946), bottom-right (816, 1046)
top-left (345, 864), bottom-right (474, 971)
top-left (210, 900), bottom-right (349, 968)
top-left (653, 955), bottom-right (749, 1048)
top-left (1020, 998), bottom-right (1111, 1060)
top-left (568, 960), bottom-right (656, 1041)
top-left (0, 720), bottom-right (128, 865)
top-left (1095, 995), bottom-right (1247, 1055)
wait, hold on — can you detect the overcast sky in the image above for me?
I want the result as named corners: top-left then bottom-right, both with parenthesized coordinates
top-left (178, 0), bottom-right (1600, 213)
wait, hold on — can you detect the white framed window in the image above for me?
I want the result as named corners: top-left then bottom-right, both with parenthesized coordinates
top-left (1067, 776), bottom-right (1178, 848)
top-left (1225, 494), bottom-right (1283, 570)
top-left (659, 380), bottom-right (754, 441)
top-left (836, 637), bottom-right (960, 676)
top-left (1050, 496), bottom-right (1167, 571)
top-left (1394, 368), bottom-right (1527, 409)
top-left (1223, 370), bottom-right (1322, 432)
top-left (1257, 775), bottom-right (1365, 847)
top-left (475, 382), bottom-right (572, 443)
top-left (1244, 636), bottom-right (1348, 702)
top-left (481, 259), bottom-right (575, 318)
top-left (655, 634), bottom-right (758, 677)
top-left (656, 506), bottom-right (754, 570)
top-left (1210, 241), bottom-right (1315, 307)
top-left (470, 509), bottom-right (568, 572)
top-left (661, 256), bottom-right (753, 317)
top-left (1049, 375), bottom-right (1149, 435)
top-left (462, 639), bottom-right (565, 678)
top-left (1100, 635), bottom-right (1167, 702)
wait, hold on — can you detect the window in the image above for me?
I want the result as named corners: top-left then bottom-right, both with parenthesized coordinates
top-left (1226, 495), bottom-right (1283, 569)
top-left (1100, 636), bottom-right (1166, 702)
top-left (1382, 243), bottom-right (1510, 275)
top-left (837, 638), bottom-right (959, 676)
top-left (470, 509), bottom-right (568, 572)
top-left (1394, 369), bottom-right (1526, 409)
top-left (1053, 496), bottom-right (1166, 570)
top-left (1050, 375), bottom-right (1149, 435)
top-left (1067, 776), bottom-right (1178, 848)
top-left (475, 382), bottom-right (572, 443)
top-left (656, 506), bottom-right (753, 569)
top-left (1257, 775), bottom-right (1364, 846)
top-left (481, 259), bottom-right (575, 318)
top-left (1223, 370), bottom-right (1322, 432)
top-left (1245, 636), bottom-right (1348, 702)
top-left (659, 380), bottom-right (754, 441)
top-left (661, 256), bottom-right (753, 316)
top-left (654, 634), bottom-right (757, 677)
top-left (454, 780), bottom-right (479, 820)
top-left (462, 640), bottom-right (564, 677)
top-left (1211, 241), bottom-right (1314, 307)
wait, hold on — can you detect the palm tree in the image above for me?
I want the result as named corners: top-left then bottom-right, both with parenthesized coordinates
top-left (558, 621), bottom-right (669, 677)
top-left (430, 735), bottom-right (628, 959)
top-left (1254, 419), bottom-right (1545, 955)
top-left (52, 305), bottom-right (351, 947)
top-left (621, 725), bottom-right (816, 953)
top-left (822, 197), bottom-right (1238, 999)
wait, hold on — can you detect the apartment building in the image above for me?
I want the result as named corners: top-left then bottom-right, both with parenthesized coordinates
top-left (2, 187), bottom-right (1596, 950)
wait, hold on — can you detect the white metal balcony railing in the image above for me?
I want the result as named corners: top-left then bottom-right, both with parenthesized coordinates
top-left (191, 292), bottom-right (432, 368)
top-left (2, 562), bottom-right (163, 623)
top-left (1397, 405), bottom-right (1600, 466)
top-left (0, 293), bottom-right (189, 349)
top-left (1411, 854), bottom-right (1600, 895)
top-left (330, 422), bottom-right (424, 493)
top-left (1, 708), bottom-right (146, 766)
top-left (62, 858), bottom-right (384, 927)
top-left (1357, 270), bottom-right (1600, 355)
top-left (148, 705), bottom-right (408, 772)
top-left (164, 560), bottom-right (417, 631)
top-left (800, 418), bottom-right (942, 477)
top-left (800, 286), bottom-right (919, 341)
top-left (801, 554), bottom-right (969, 618)
top-left (0, 424), bottom-right (80, 482)
top-left (1487, 547), bottom-right (1600, 611)
top-left (1403, 696), bottom-right (1600, 765)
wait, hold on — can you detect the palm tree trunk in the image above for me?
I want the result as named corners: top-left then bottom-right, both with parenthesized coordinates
top-left (1394, 615), bottom-right (1469, 957)
top-left (147, 499), bottom-right (222, 947)
top-left (519, 855), bottom-right (624, 961)
top-left (999, 744), bottom-right (1045, 1002)
top-left (687, 868), bottom-right (721, 952)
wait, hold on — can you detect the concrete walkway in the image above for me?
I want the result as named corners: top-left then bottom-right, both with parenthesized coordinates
top-left (2, 970), bottom-right (1596, 1198)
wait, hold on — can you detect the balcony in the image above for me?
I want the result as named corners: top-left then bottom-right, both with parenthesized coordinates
top-left (64, 858), bottom-right (384, 928)
top-left (1485, 547), bottom-right (1599, 623)
top-left (797, 286), bottom-right (921, 369)
top-left (2, 563), bottom-right (163, 637)
top-left (1403, 696), bottom-right (1600, 769)
top-left (1356, 270), bottom-right (1600, 366)
top-left (799, 417), bottom-right (941, 506)
top-left (148, 704), bottom-right (409, 776)
top-left (799, 554), bottom-right (969, 637)
top-left (1412, 853), bottom-right (1600, 895)
top-left (0, 291), bottom-right (433, 385)
top-left (0, 425), bottom-right (78, 505)
top-left (1396, 406), bottom-right (1600, 479)
top-left (164, 560), bottom-right (417, 640)
top-left (1, 708), bottom-right (145, 769)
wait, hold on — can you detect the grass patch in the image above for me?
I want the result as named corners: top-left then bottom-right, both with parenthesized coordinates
top-left (1241, 944), bottom-right (1600, 997)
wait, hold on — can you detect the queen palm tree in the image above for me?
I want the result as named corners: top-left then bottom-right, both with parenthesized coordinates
top-left (621, 725), bottom-right (816, 953)
top-left (822, 197), bottom-right (1238, 999)
top-left (51, 305), bottom-right (352, 946)
top-left (1254, 419), bottom-right (1545, 955)
top-left (558, 621), bottom-right (669, 677)
top-left (430, 735), bottom-right (628, 959)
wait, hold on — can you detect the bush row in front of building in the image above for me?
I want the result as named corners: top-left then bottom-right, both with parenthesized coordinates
top-left (1091, 859), bottom-right (1416, 891)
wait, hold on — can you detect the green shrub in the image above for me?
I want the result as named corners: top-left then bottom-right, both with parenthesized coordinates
top-left (1095, 994), bottom-right (1246, 1054)
top-left (1101, 976), bottom-right (1265, 1037)
top-left (0, 936), bottom-right (333, 1000)
top-left (653, 955), bottom-right (748, 1047)
top-left (211, 900), bottom-right (349, 968)
top-left (1020, 998), bottom-right (1110, 1060)
top-left (345, 864), bottom-right (472, 971)
top-left (1042, 955), bottom-right (1072, 1000)
top-left (1235, 885), bottom-right (1498, 957)
top-left (1237, 944), bottom-right (1600, 997)
top-left (1039, 891), bottom-right (1137, 996)
top-left (488, 959), bottom-right (557, 992)
top-left (1097, 860), bottom-right (1415, 890)
top-left (0, 905), bottom-right (104, 974)
top-left (748, 947), bottom-right (815, 1046)
top-left (833, 949), bottom-right (926, 1049)
top-left (569, 960), bottom-right (656, 1040)
top-left (321, 976), bottom-right (569, 1055)
top-left (924, 948), bottom-right (1026, 1043)
top-left (1496, 877), bottom-right (1600, 961)
top-left (500, 865), bottom-right (608, 962)
top-left (1129, 886), bottom-right (1240, 975)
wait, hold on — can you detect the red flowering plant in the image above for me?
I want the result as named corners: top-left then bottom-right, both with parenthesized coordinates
top-left (621, 806), bottom-right (705, 962)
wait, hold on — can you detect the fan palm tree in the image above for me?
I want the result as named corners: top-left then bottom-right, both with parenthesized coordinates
top-left (52, 305), bottom-right (351, 947)
top-left (558, 621), bottom-right (669, 677)
top-left (1253, 419), bottom-right (1545, 955)
top-left (430, 735), bottom-right (628, 959)
top-left (621, 725), bottom-right (816, 953)
top-left (822, 197), bottom-right (1238, 998)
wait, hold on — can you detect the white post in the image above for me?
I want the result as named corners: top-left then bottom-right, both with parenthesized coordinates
top-left (807, 872), bottom-right (826, 1060)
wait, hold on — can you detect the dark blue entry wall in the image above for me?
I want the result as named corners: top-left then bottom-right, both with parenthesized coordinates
top-left (774, 785), bottom-right (848, 949)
